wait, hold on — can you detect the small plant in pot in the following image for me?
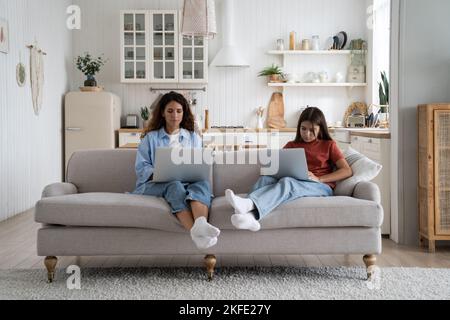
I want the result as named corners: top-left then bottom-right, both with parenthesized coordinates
top-left (258, 64), bottom-right (284, 83)
top-left (140, 106), bottom-right (150, 129)
top-left (76, 53), bottom-right (107, 87)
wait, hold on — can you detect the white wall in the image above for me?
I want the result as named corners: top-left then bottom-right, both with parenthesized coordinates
top-left (72, 0), bottom-right (369, 128)
top-left (395, 0), bottom-right (450, 245)
top-left (0, 0), bottom-right (73, 221)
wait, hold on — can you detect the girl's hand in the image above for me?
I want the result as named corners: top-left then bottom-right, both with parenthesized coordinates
top-left (308, 171), bottom-right (320, 182)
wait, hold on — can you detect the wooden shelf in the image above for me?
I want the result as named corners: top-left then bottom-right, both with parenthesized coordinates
top-left (267, 50), bottom-right (366, 55)
top-left (268, 82), bottom-right (367, 87)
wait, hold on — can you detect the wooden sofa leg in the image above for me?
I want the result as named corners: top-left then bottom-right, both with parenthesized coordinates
top-left (204, 255), bottom-right (217, 281)
top-left (44, 256), bottom-right (58, 283)
top-left (363, 254), bottom-right (377, 280)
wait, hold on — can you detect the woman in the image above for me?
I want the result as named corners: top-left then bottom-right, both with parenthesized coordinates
top-left (225, 107), bottom-right (353, 231)
top-left (133, 92), bottom-right (219, 250)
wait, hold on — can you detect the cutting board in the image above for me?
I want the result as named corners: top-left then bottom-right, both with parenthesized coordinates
top-left (267, 92), bottom-right (287, 129)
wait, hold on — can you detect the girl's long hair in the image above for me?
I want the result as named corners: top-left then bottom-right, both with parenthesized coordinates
top-left (142, 91), bottom-right (195, 138)
top-left (294, 107), bottom-right (333, 142)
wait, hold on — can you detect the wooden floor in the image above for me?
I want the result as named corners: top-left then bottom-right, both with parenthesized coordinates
top-left (1, 209), bottom-right (450, 270)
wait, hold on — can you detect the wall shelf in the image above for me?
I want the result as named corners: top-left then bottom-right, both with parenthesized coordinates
top-left (268, 82), bottom-right (367, 87)
top-left (267, 50), bottom-right (366, 56)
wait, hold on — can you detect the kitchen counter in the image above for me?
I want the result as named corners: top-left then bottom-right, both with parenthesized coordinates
top-left (330, 127), bottom-right (391, 139)
top-left (204, 127), bottom-right (390, 139)
top-left (203, 128), bottom-right (297, 133)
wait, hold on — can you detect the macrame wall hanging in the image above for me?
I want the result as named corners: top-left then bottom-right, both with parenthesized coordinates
top-left (27, 42), bottom-right (46, 116)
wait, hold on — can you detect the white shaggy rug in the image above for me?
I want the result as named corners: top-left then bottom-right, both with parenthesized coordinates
top-left (1, 266), bottom-right (449, 300)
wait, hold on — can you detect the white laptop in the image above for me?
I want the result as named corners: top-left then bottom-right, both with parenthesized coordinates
top-left (152, 148), bottom-right (212, 183)
top-left (261, 148), bottom-right (312, 181)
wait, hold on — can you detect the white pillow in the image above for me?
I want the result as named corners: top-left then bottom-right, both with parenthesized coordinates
top-left (334, 147), bottom-right (382, 196)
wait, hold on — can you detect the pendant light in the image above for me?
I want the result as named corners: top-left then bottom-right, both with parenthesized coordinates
top-left (181, 0), bottom-right (217, 39)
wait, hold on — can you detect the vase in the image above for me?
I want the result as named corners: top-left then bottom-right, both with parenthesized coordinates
top-left (142, 120), bottom-right (151, 129)
top-left (257, 117), bottom-right (264, 129)
top-left (84, 75), bottom-right (97, 87)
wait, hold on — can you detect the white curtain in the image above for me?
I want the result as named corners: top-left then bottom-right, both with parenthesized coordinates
top-left (372, 0), bottom-right (391, 105)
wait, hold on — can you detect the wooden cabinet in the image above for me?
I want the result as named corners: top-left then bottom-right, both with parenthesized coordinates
top-left (351, 135), bottom-right (391, 235)
top-left (418, 103), bottom-right (450, 252)
top-left (120, 10), bottom-right (208, 84)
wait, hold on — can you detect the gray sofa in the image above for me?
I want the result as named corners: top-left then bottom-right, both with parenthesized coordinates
top-left (35, 149), bottom-right (383, 282)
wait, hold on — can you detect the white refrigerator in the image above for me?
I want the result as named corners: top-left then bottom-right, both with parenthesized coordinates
top-left (64, 92), bottom-right (122, 174)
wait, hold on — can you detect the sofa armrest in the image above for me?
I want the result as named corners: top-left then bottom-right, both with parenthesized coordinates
top-left (42, 183), bottom-right (78, 198)
top-left (352, 181), bottom-right (381, 203)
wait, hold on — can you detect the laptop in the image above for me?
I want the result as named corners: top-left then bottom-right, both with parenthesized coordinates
top-left (152, 148), bottom-right (213, 183)
top-left (261, 148), bottom-right (312, 181)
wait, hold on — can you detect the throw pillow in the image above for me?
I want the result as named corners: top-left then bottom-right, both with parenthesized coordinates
top-left (334, 147), bottom-right (382, 196)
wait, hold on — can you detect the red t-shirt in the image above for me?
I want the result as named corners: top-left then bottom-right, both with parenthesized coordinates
top-left (284, 139), bottom-right (344, 189)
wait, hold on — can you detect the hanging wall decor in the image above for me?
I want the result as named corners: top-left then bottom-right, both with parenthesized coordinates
top-left (16, 63), bottom-right (26, 87)
top-left (16, 52), bottom-right (26, 87)
top-left (0, 18), bottom-right (9, 54)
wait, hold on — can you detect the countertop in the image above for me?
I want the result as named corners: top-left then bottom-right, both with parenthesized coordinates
top-left (330, 127), bottom-right (391, 139)
top-left (120, 127), bottom-right (391, 139)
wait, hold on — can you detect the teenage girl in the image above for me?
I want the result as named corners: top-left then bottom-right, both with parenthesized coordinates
top-left (225, 107), bottom-right (353, 231)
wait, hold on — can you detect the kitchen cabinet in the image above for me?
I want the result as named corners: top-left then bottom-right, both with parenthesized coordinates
top-left (120, 10), bottom-right (208, 83)
top-left (150, 11), bottom-right (178, 82)
top-left (118, 129), bottom-right (142, 148)
top-left (120, 11), bottom-right (150, 82)
top-left (350, 135), bottom-right (391, 235)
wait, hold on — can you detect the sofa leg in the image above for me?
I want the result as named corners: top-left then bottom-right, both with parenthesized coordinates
top-left (204, 255), bottom-right (217, 281)
top-left (363, 254), bottom-right (377, 280)
top-left (44, 256), bottom-right (58, 283)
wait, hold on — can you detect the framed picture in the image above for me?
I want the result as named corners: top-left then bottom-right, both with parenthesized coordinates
top-left (0, 18), bottom-right (9, 54)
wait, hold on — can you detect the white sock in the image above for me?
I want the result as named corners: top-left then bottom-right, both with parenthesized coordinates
top-left (231, 212), bottom-right (261, 232)
top-left (190, 217), bottom-right (220, 238)
top-left (225, 189), bottom-right (255, 214)
top-left (191, 235), bottom-right (218, 250)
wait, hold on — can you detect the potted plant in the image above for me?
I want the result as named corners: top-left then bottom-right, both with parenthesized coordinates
top-left (378, 71), bottom-right (389, 112)
top-left (76, 53), bottom-right (107, 87)
top-left (378, 71), bottom-right (389, 128)
top-left (258, 64), bottom-right (284, 83)
top-left (140, 106), bottom-right (150, 128)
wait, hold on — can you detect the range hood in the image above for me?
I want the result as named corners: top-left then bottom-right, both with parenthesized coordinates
top-left (210, 0), bottom-right (249, 68)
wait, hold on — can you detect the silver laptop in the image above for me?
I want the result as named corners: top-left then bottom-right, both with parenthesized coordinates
top-left (152, 148), bottom-right (212, 183)
top-left (261, 148), bottom-right (311, 181)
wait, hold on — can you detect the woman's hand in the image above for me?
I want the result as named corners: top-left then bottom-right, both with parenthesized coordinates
top-left (308, 171), bottom-right (320, 182)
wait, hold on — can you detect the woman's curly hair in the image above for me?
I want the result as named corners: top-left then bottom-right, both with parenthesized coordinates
top-left (142, 91), bottom-right (195, 138)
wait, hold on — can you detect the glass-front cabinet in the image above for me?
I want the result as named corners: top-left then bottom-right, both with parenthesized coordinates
top-left (179, 35), bottom-right (208, 83)
top-left (120, 10), bottom-right (208, 84)
top-left (150, 11), bottom-right (178, 82)
top-left (120, 11), bottom-right (149, 82)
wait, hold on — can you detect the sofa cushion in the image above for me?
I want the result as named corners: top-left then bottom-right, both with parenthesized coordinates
top-left (334, 147), bottom-right (383, 196)
top-left (209, 194), bottom-right (383, 230)
top-left (35, 193), bottom-right (186, 233)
